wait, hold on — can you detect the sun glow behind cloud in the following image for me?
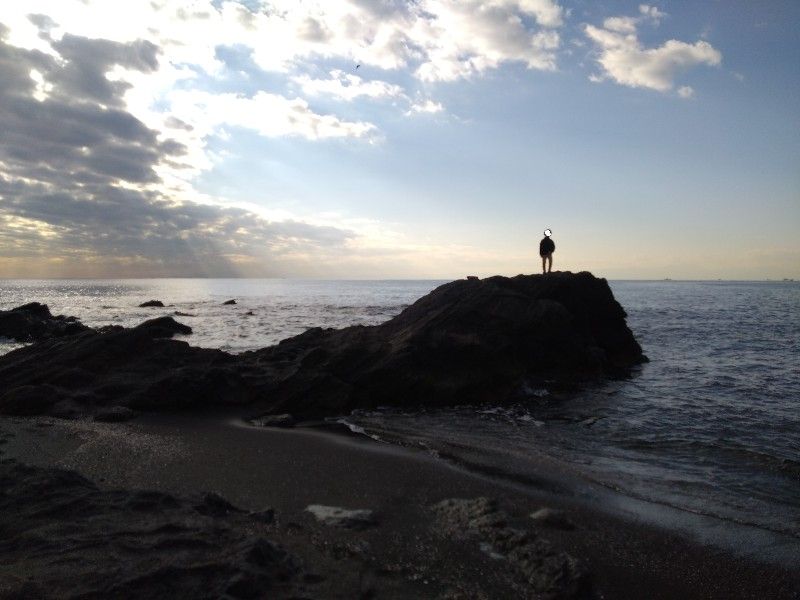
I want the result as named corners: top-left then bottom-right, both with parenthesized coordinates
top-left (0, 0), bottom-right (575, 277)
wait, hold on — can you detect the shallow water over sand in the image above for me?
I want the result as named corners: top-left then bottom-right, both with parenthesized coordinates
top-left (1, 278), bottom-right (798, 547)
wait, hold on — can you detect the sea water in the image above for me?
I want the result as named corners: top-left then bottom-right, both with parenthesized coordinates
top-left (1, 278), bottom-right (798, 553)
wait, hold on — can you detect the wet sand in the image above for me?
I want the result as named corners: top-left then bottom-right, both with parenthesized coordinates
top-left (1, 412), bottom-right (798, 599)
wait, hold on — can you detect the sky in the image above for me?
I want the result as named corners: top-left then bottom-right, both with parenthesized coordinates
top-left (0, 0), bottom-right (797, 280)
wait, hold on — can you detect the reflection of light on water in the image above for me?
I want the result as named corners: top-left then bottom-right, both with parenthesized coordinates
top-left (0, 279), bottom-right (442, 355)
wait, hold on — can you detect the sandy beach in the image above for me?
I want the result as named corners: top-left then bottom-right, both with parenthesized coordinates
top-left (1, 411), bottom-right (797, 599)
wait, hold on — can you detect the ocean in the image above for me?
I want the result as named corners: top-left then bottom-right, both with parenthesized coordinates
top-left (1, 278), bottom-right (798, 558)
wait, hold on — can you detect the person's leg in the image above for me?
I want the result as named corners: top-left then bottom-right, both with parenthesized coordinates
top-left (541, 255), bottom-right (546, 274)
top-left (547, 254), bottom-right (552, 273)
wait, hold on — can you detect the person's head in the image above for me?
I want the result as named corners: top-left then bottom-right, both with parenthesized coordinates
top-left (544, 228), bottom-right (552, 237)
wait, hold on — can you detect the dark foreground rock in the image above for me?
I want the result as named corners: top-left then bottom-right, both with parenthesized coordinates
top-left (0, 459), bottom-right (301, 599)
top-left (0, 302), bottom-right (90, 343)
top-left (0, 272), bottom-right (645, 420)
top-left (432, 497), bottom-right (590, 599)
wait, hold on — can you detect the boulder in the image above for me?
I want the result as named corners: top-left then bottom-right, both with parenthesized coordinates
top-left (138, 300), bottom-right (165, 307)
top-left (135, 316), bottom-right (192, 337)
top-left (0, 302), bottom-right (90, 343)
top-left (223, 299), bottom-right (237, 305)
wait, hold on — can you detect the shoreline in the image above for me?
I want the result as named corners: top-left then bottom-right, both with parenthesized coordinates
top-left (2, 411), bottom-right (798, 599)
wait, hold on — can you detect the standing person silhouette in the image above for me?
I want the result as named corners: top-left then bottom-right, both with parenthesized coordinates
top-left (539, 229), bottom-right (555, 274)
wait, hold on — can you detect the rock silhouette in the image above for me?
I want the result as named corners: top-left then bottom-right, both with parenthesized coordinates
top-left (0, 302), bottom-right (90, 343)
top-left (0, 272), bottom-right (645, 420)
top-left (139, 300), bottom-right (165, 307)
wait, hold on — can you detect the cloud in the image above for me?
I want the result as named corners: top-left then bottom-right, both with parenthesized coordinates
top-left (0, 27), bottom-right (356, 277)
top-left (584, 5), bottom-right (721, 93)
top-left (167, 90), bottom-right (377, 140)
top-left (411, 0), bottom-right (563, 82)
top-left (0, 1), bottom-right (572, 277)
top-left (406, 99), bottom-right (444, 115)
top-left (292, 70), bottom-right (405, 102)
top-left (677, 85), bottom-right (694, 98)
top-left (3, 1), bottom-right (566, 81)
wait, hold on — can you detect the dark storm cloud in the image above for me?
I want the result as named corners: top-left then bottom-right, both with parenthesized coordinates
top-left (0, 22), bottom-right (354, 275)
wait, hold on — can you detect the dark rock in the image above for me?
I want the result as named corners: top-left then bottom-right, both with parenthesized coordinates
top-left (136, 316), bottom-right (192, 337)
top-left (0, 302), bottom-right (90, 343)
top-left (250, 271), bottom-right (646, 417)
top-left (94, 406), bottom-right (137, 423)
top-left (174, 311), bottom-right (195, 317)
top-left (432, 497), bottom-right (589, 599)
top-left (139, 300), bottom-right (165, 307)
top-left (223, 299), bottom-right (237, 305)
top-left (245, 310), bottom-right (255, 316)
top-left (250, 414), bottom-right (295, 428)
top-left (0, 459), bottom-right (302, 598)
top-left (196, 492), bottom-right (242, 517)
top-left (466, 275), bottom-right (479, 280)
top-left (0, 272), bottom-right (645, 420)
top-left (250, 508), bottom-right (276, 524)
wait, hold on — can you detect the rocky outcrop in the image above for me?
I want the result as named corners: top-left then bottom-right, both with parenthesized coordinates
top-left (248, 271), bottom-right (646, 416)
top-left (0, 315), bottom-right (239, 419)
top-left (0, 459), bottom-right (301, 598)
top-left (432, 497), bottom-right (589, 599)
top-left (0, 272), bottom-right (646, 420)
top-left (0, 302), bottom-right (90, 343)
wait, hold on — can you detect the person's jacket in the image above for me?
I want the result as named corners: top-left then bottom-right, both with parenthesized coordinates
top-left (539, 237), bottom-right (555, 256)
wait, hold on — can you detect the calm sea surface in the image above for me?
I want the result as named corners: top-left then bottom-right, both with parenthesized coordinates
top-left (1, 278), bottom-right (798, 552)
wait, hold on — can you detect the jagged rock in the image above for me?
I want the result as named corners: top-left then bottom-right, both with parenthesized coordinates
top-left (250, 271), bottom-right (646, 417)
top-left (0, 459), bottom-right (301, 598)
top-left (0, 302), bottom-right (90, 343)
top-left (223, 299), bottom-right (237, 305)
top-left (138, 300), bottom-right (165, 307)
top-left (0, 272), bottom-right (645, 420)
top-left (0, 316), bottom-right (207, 420)
top-left (174, 311), bottom-right (195, 317)
top-left (432, 498), bottom-right (589, 599)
